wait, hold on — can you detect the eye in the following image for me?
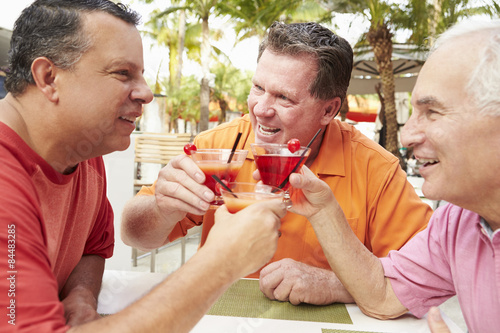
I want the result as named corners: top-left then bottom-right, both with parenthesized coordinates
top-left (278, 94), bottom-right (288, 101)
top-left (426, 108), bottom-right (440, 118)
top-left (115, 70), bottom-right (129, 76)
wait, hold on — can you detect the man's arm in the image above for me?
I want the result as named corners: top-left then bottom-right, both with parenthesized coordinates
top-left (70, 200), bottom-right (286, 333)
top-left (121, 194), bottom-right (176, 251)
top-left (60, 255), bottom-right (105, 327)
top-left (121, 154), bottom-right (214, 251)
top-left (287, 167), bottom-right (407, 319)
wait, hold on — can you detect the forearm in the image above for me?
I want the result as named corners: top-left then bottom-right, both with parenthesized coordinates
top-left (309, 205), bottom-right (406, 318)
top-left (61, 255), bottom-right (104, 302)
top-left (121, 195), bottom-right (177, 251)
top-left (69, 245), bottom-right (239, 333)
top-left (60, 255), bottom-right (105, 326)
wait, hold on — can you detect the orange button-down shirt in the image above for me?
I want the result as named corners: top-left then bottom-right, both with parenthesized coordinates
top-left (138, 115), bottom-right (432, 278)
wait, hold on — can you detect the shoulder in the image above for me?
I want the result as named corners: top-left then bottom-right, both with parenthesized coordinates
top-left (431, 203), bottom-right (480, 231)
top-left (339, 120), bottom-right (398, 163)
top-left (325, 119), bottom-right (399, 169)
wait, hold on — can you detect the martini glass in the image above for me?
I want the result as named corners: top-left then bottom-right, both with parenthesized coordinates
top-left (250, 143), bottom-right (311, 207)
top-left (220, 182), bottom-right (285, 213)
top-left (190, 149), bottom-right (248, 207)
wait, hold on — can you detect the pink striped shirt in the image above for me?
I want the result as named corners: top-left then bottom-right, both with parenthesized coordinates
top-left (381, 203), bottom-right (500, 333)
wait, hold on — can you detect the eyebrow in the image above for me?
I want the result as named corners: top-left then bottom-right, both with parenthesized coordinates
top-left (107, 59), bottom-right (142, 72)
top-left (252, 77), bottom-right (298, 100)
top-left (415, 96), bottom-right (445, 108)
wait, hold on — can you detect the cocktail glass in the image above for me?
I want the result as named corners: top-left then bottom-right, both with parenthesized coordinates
top-left (190, 149), bottom-right (248, 207)
top-left (220, 182), bottom-right (285, 213)
top-left (250, 143), bottom-right (311, 207)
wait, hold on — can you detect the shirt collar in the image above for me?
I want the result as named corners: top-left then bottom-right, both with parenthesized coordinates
top-left (479, 217), bottom-right (499, 239)
top-left (312, 119), bottom-right (346, 177)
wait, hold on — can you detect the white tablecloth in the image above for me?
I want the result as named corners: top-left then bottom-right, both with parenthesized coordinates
top-left (98, 270), bottom-right (464, 333)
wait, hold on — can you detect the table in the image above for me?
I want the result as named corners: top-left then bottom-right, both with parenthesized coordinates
top-left (98, 270), bottom-right (465, 333)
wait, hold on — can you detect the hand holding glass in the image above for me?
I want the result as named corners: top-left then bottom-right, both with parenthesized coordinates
top-left (190, 149), bottom-right (248, 207)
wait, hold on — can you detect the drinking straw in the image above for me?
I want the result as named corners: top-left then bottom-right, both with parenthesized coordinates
top-left (276, 128), bottom-right (322, 190)
top-left (212, 175), bottom-right (238, 198)
top-left (227, 132), bottom-right (243, 163)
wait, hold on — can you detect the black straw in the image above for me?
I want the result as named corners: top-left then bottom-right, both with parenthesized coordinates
top-left (227, 132), bottom-right (243, 163)
top-left (212, 175), bottom-right (238, 198)
top-left (276, 128), bottom-right (322, 190)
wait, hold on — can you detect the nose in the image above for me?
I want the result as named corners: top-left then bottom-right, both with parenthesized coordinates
top-left (132, 77), bottom-right (154, 105)
top-left (251, 94), bottom-right (276, 118)
top-left (401, 113), bottom-right (425, 148)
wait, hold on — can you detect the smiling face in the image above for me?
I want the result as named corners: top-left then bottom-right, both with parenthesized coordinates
top-left (55, 12), bottom-right (153, 161)
top-left (247, 50), bottom-right (340, 158)
top-left (401, 33), bottom-right (500, 209)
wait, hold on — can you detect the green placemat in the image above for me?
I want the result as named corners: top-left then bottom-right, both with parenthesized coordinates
top-left (207, 279), bottom-right (352, 324)
top-left (322, 330), bottom-right (387, 333)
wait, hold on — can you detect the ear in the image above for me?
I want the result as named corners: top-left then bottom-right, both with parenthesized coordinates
top-left (320, 97), bottom-right (342, 126)
top-left (31, 57), bottom-right (59, 103)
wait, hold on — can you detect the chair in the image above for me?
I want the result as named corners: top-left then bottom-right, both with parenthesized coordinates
top-left (131, 132), bottom-right (201, 272)
top-left (133, 132), bottom-right (193, 192)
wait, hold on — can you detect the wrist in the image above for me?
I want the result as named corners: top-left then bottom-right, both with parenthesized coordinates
top-left (62, 285), bottom-right (97, 308)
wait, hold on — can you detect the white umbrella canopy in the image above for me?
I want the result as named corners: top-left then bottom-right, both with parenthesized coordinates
top-left (347, 44), bottom-right (427, 95)
top-left (0, 28), bottom-right (12, 69)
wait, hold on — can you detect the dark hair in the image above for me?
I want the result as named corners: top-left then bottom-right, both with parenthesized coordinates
top-left (5, 0), bottom-right (141, 95)
top-left (258, 22), bottom-right (353, 103)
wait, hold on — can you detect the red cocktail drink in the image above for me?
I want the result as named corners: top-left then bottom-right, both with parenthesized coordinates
top-left (190, 149), bottom-right (248, 206)
top-left (251, 143), bottom-right (310, 207)
top-left (196, 162), bottom-right (242, 193)
top-left (253, 155), bottom-right (304, 191)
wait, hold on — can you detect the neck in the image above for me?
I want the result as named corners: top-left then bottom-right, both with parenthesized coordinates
top-left (0, 94), bottom-right (77, 174)
top-left (305, 128), bottom-right (325, 167)
top-left (0, 95), bottom-right (34, 146)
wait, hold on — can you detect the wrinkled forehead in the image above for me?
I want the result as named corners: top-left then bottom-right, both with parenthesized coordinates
top-left (411, 34), bottom-right (482, 104)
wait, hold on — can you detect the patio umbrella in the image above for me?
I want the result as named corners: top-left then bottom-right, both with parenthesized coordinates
top-left (0, 28), bottom-right (11, 69)
top-left (347, 44), bottom-right (427, 96)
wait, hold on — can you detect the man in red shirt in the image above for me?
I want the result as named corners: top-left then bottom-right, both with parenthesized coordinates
top-left (0, 1), bottom-right (285, 331)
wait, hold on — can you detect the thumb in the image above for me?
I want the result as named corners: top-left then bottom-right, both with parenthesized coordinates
top-left (427, 307), bottom-right (451, 333)
top-left (213, 204), bottom-right (229, 220)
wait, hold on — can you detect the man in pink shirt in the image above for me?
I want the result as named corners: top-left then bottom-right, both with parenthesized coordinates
top-left (283, 19), bottom-right (500, 333)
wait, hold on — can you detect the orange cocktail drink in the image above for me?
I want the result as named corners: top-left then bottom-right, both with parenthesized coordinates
top-left (190, 149), bottom-right (248, 206)
top-left (220, 182), bottom-right (284, 213)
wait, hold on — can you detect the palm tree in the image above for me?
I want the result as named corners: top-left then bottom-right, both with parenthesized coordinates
top-left (141, 0), bottom-right (224, 132)
top-left (210, 59), bottom-right (254, 123)
top-left (218, 0), bottom-right (306, 42)
top-left (318, 0), bottom-right (416, 168)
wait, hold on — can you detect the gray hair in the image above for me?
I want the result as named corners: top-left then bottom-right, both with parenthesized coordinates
top-left (258, 21), bottom-right (353, 104)
top-left (432, 19), bottom-right (500, 116)
top-left (5, 0), bottom-right (141, 96)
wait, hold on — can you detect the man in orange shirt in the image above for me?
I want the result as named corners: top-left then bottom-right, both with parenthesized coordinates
top-left (121, 21), bottom-right (432, 305)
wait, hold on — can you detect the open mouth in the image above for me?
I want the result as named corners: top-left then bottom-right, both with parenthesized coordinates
top-left (259, 124), bottom-right (280, 136)
top-left (418, 158), bottom-right (439, 167)
top-left (119, 116), bottom-right (135, 124)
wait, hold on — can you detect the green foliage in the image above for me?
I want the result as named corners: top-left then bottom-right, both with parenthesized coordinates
top-left (210, 60), bottom-right (253, 115)
top-left (164, 75), bottom-right (201, 125)
top-left (217, 0), bottom-right (306, 41)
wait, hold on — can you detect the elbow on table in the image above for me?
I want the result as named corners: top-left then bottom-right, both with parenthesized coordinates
top-left (357, 299), bottom-right (409, 321)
